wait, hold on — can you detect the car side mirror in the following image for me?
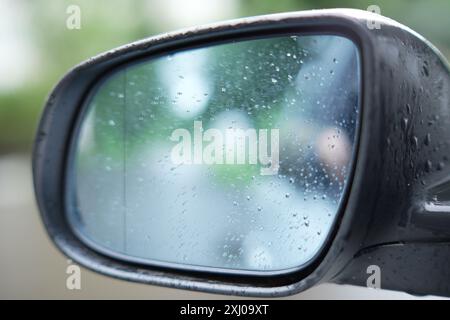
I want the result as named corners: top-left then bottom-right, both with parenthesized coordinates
top-left (33, 9), bottom-right (450, 297)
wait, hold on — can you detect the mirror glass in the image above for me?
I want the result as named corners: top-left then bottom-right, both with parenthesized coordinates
top-left (68, 35), bottom-right (360, 273)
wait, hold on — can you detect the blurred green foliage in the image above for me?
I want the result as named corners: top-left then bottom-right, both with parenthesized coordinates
top-left (1, 0), bottom-right (450, 153)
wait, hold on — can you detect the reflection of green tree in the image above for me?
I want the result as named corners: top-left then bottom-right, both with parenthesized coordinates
top-left (206, 36), bottom-right (303, 130)
top-left (82, 37), bottom-right (305, 184)
top-left (77, 71), bottom-right (125, 169)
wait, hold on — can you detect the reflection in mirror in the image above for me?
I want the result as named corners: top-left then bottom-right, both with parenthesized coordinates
top-left (68, 35), bottom-right (360, 273)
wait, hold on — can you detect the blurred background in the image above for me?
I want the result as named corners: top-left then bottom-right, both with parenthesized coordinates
top-left (1, 0), bottom-right (449, 299)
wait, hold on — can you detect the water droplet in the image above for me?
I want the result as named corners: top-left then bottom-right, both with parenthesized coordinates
top-left (425, 160), bottom-right (433, 172)
top-left (271, 78), bottom-right (278, 84)
top-left (422, 64), bottom-right (429, 77)
top-left (108, 120), bottom-right (116, 126)
top-left (425, 133), bottom-right (431, 146)
top-left (406, 103), bottom-right (412, 114)
top-left (411, 136), bottom-right (418, 150)
top-left (401, 118), bottom-right (409, 131)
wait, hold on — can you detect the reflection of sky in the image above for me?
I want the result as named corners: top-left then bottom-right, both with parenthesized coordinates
top-left (295, 36), bottom-right (359, 119)
top-left (158, 50), bottom-right (211, 119)
top-left (73, 35), bottom-right (359, 273)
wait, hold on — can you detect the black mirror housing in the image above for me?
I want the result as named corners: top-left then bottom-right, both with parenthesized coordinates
top-left (33, 9), bottom-right (450, 297)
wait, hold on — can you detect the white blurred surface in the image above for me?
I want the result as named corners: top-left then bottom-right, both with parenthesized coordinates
top-left (0, 0), bottom-right (39, 92)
